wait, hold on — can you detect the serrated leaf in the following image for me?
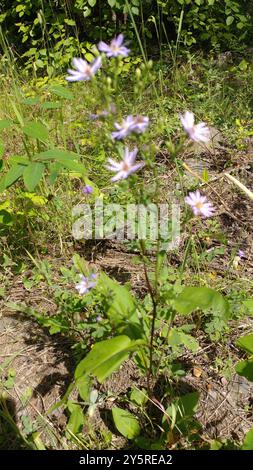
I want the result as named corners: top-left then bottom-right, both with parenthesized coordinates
top-left (23, 121), bottom-right (49, 142)
top-left (112, 407), bottom-right (140, 439)
top-left (23, 162), bottom-right (45, 191)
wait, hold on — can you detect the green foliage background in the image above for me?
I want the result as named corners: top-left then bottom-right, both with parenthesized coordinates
top-left (0, 0), bottom-right (252, 70)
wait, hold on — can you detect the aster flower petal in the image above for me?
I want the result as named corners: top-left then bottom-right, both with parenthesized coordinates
top-left (91, 55), bottom-right (102, 73)
top-left (185, 190), bottom-right (215, 218)
top-left (180, 111), bottom-right (210, 144)
top-left (126, 147), bottom-right (138, 165)
top-left (98, 41), bottom-right (111, 53)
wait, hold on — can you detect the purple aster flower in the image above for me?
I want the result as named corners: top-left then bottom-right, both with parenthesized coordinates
top-left (180, 111), bottom-right (210, 143)
top-left (112, 115), bottom-right (135, 140)
top-left (238, 250), bottom-right (245, 259)
top-left (75, 273), bottom-right (97, 295)
top-left (106, 147), bottom-right (145, 182)
top-left (131, 115), bottom-right (149, 133)
top-left (66, 56), bottom-right (102, 82)
top-left (98, 34), bottom-right (130, 58)
top-left (112, 114), bottom-right (149, 140)
top-left (185, 190), bottom-right (215, 217)
top-left (89, 104), bottom-right (116, 120)
top-left (83, 185), bottom-right (93, 194)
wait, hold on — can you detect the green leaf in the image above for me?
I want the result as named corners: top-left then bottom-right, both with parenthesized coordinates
top-left (41, 101), bottom-right (61, 110)
top-left (242, 428), bottom-right (253, 450)
top-left (243, 299), bottom-right (253, 314)
top-left (48, 84), bottom-right (74, 100)
top-left (56, 157), bottom-right (86, 174)
top-left (23, 162), bottom-right (45, 191)
top-left (108, 0), bottom-right (116, 7)
top-left (76, 375), bottom-right (91, 402)
top-left (239, 59), bottom-right (248, 71)
top-left (0, 209), bottom-right (13, 225)
top-left (88, 0), bottom-right (96, 6)
top-left (66, 403), bottom-right (85, 436)
top-left (112, 407), bottom-right (140, 439)
top-left (226, 16), bottom-right (234, 26)
top-left (163, 392), bottom-right (200, 433)
top-left (236, 334), bottom-right (253, 355)
top-left (168, 328), bottom-right (199, 353)
top-left (0, 138), bottom-right (4, 158)
top-left (75, 335), bottom-right (142, 383)
top-left (98, 273), bottom-right (138, 325)
top-left (0, 119), bottom-right (12, 131)
top-left (130, 388), bottom-right (148, 406)
top-left (0, 164), bottom-right (26, 191)
top-left (174, 287), bottom-right (229, 318)
top-left (34, 149), bottom-right (80, 161)
top-left (23, 121), bottom-right (49, 142)
top-left (236, 359), bottom-right (253, 382)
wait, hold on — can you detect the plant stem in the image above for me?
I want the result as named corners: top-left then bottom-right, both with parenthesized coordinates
top-left (139, 239), bottom-right (157, 394)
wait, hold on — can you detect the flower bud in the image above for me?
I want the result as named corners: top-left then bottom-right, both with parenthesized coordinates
top-left (136, 68), bottom-right (141, 79)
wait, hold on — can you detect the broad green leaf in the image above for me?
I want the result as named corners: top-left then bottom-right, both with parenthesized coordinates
top-left (21, 97), bottom-right (40, 106)
top-left (9, 155), bottom-right (29, 165)
top-left (23, 162), bottom-right (45, 192)
top-left (75, 335), bottom-right (143, 383)
top-left (112, 407), bottom-right (140, 439)
top-left (76, 375), bottom-right (91, 402)
top-left (48, 84), bottom-right (74, 100)
top-left (0, 209), bottom-right (13, 225)
top-left (168, 328), bottom-right (199, 353)
top-left (163, 392), bottom-right (200, 433)
top-left (0, 119), bottom-right (12, 131)
top-left (98, 273), bottom-right (138, 325)
top-left (34, 149), bottom-right (80, 161)
top-left (236, 334), bottom-right (253, 355)
top-left (174, 287), bottom-right (229, 318)
top-left (242, 428), bottom-right (253, 450)
top-left (0, 164), bottom-right (26, 191)
top-left (66, 403), bottom-right (85, 435)
top-left (130, 388), bottom-right (148, 406)
top-left (108, 0), bottom-right (116, 7)
top-left (56, 158), bottom-right (86, 174)
top-left (236, 359), bottom-right (253, 382)
top-left (41, 101), bottom-right (61, 110)
top-left (243, 299), bottom-right (253, 314)
top-left (88, 0), bottom-right (96, 6)
top-left (23, 121), bottom-right (49, 142)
